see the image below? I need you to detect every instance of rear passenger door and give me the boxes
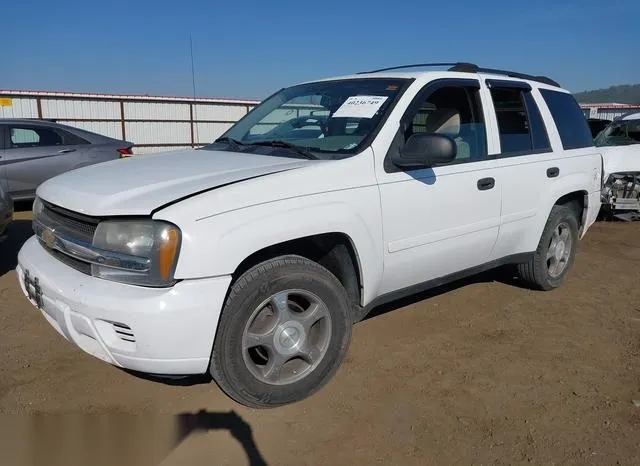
[1,124,87,199]
[483,80,593,260]
[480,80,554,260]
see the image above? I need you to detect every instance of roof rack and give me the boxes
[357,62,560,88]
[356,62,474,74]
[448,63,560,87]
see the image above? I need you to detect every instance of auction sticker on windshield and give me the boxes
[332,95,388,119]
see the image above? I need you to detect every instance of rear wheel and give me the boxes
[517,205,580,290]
[209,255,352,408]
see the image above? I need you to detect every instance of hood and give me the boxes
[37,149,317,216]
[601,144,640,179]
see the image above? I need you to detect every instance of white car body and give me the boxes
[598,111,640,178]
[602,144,640,180]
[16,66,603,399]
[596,112,640,219]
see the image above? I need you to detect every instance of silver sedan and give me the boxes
[1,119,133,202]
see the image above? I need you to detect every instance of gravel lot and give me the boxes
[1,208,639,465]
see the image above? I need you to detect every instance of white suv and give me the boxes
[17,63,603,408]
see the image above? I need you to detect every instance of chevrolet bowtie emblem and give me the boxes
[42,228,56,249]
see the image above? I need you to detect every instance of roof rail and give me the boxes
[448,63,560,87]
[357,62,560,87]
[356,62,475,74]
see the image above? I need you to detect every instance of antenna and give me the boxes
[190,34,199,146]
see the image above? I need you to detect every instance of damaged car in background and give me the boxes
[596,112,640,221]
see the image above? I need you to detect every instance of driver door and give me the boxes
[374,78,502,295]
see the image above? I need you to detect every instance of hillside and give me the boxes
[574,84,640,104]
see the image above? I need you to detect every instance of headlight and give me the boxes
[32,197,43,231]
[91,220,181,287]
[32,196,43,216]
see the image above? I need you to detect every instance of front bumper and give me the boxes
[16,236,232,375]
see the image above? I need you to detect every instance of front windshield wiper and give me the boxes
[213,137,247,151]
[247,140,318,160]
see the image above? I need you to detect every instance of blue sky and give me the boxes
[2,0,639,100]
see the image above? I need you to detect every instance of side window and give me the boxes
[10,128,40,145]
[523,93,551,151]
[9,126,63,149]
[403,84,487,164]
[489,86,551,156]
[539,89,594,150]
[58,129,90,145]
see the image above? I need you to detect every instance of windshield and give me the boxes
[201,78,411,159]
[594,119,640,147]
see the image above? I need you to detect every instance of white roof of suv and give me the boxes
[307,62,567,92]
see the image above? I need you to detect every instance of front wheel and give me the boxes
[517,205,580,291]
[209,255,352,408]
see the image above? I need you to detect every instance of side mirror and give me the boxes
[392,133,457,169]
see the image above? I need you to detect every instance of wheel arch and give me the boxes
[232,232,364,314]
[522,173,593,251]
[553,190,589,235]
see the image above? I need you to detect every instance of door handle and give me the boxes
[477,177,495,191]
[547,167,560,178]
[58,148,77,154]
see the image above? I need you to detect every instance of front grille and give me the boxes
[37,201,101,275]
[46,245,92,275]
[41,201,99,243]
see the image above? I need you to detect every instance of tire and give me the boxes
[209,255,352,408]
[517,205,580,291]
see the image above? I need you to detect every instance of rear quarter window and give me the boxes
[539,89,593,150]
[58,129,90,145]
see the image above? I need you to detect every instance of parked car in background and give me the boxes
[0,119,133,201]
[596,112,640,220]
[0,183,13,241]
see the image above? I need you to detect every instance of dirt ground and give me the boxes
[0,208,639,466]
